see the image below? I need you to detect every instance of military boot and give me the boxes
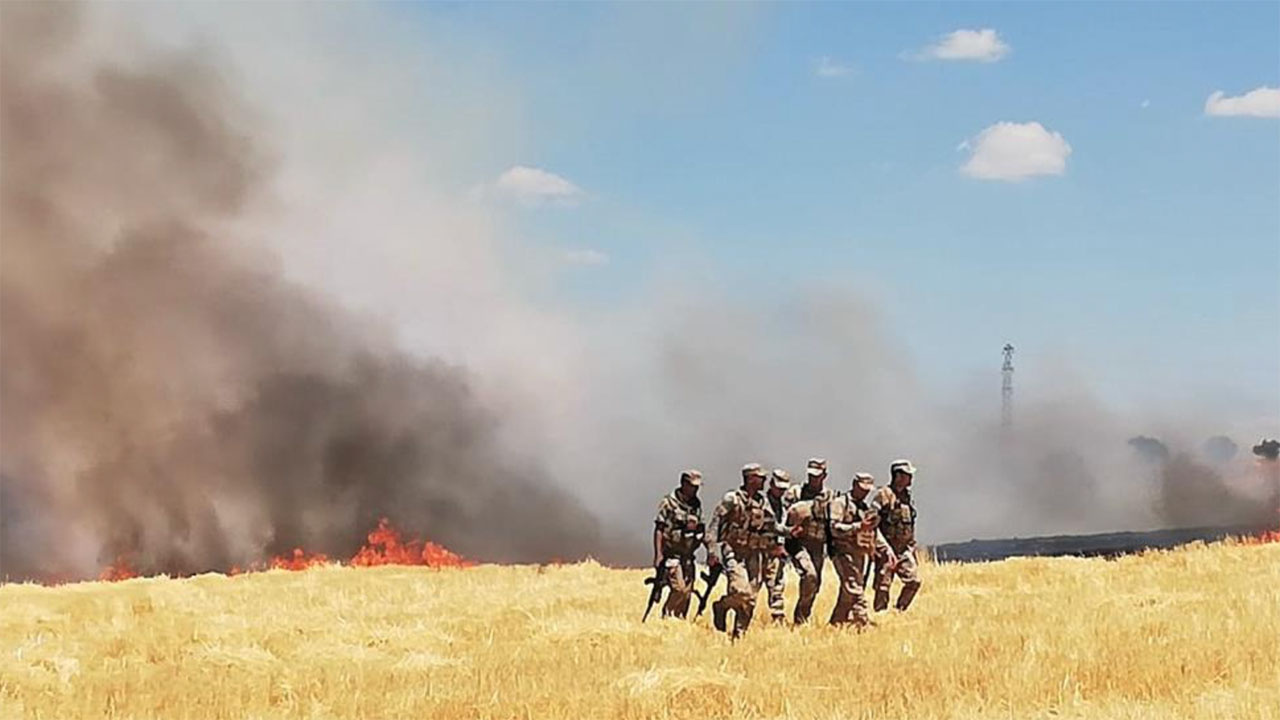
[712,601,728,633]
[873,589,890,612]
[896,582,920,611]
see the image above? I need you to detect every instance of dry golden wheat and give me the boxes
[2,541,1278,719]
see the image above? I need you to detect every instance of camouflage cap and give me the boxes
[889,459,917,476]
[852,472,875,490]
[679,469,703,487]
[769,468,791,489]
[741,463,766,479]
[806,457,828,471]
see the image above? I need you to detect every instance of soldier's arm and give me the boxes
[875,529,896,567]
[865,488,893,526]
[870,486,894,513]
[831,519,858,534]
[828,498,857,534]
[771,511,789,540]
[652,500,669,566]
[703,497,728,565]
[874,529,891,554]
[859,498,882,530]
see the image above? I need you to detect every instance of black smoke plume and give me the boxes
[0,4,606,581]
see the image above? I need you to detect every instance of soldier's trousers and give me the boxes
[712,550,765,635]
[829,549,871,626]
[661,555,696,618]
[763,552,787,621]
[790,540,826,624]
[873,546,921,612]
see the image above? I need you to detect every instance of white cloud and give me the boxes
[563,249,609,267]
[494,165,583,205]
[814,56,853,78]
[960,121,1072,181]
[916,28,1010,63]
[1204,86,1280,118]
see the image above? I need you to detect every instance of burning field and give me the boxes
[3,0,1279,587]
[98,518,472,581]
[2,4,1279,718]
[3,539,1279,720]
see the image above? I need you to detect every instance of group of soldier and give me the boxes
[651,458,920,638]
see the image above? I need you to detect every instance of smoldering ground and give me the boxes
[2,4,1276,581]
[0,3,607,580]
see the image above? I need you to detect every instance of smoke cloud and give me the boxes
[0,3,606,581]
[1128,436,1171,464]
[2,4,1276,580]
[559,292,1275,545]
[1203,435,1239,465]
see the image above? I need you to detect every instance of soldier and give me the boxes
[782,457,836,624]
[705,463,781,638]
[652,469,705,619]
[762,468,792,624]
[827,472,894,627]
[873,459,922,612]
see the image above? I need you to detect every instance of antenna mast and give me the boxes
[1001,343,1015,434]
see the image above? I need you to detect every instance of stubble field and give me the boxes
[2,541,1278,720]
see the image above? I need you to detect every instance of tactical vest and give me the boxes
[765,493,792,552]
[659,492,703,557]
[766,493,786,530]
[880,487,917,550]
[828,493,877,554]
[719,489,770,554]
[784,485,834,544]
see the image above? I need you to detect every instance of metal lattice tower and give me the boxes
[1001,343,1015,432]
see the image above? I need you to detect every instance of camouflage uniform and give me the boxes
[826,473,889,626]
[762,469,792,623]
[705,465,781,637]
[781,459,835,625]
[873,459,922,612]
[653,478,704,618]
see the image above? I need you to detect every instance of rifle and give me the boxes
[641,562,669,623]
[693,563,723,619]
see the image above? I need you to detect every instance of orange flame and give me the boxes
[350,517,473,568]
[1243,521,1280,545]
[96,517,471,581]
[1244,502,1280,545]
[268,547,331,571]
[98,556,139,581]
[1252,529,1280,544]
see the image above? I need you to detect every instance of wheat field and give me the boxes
[2,541,1278,720]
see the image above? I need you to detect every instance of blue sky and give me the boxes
[394,2,1278,417]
